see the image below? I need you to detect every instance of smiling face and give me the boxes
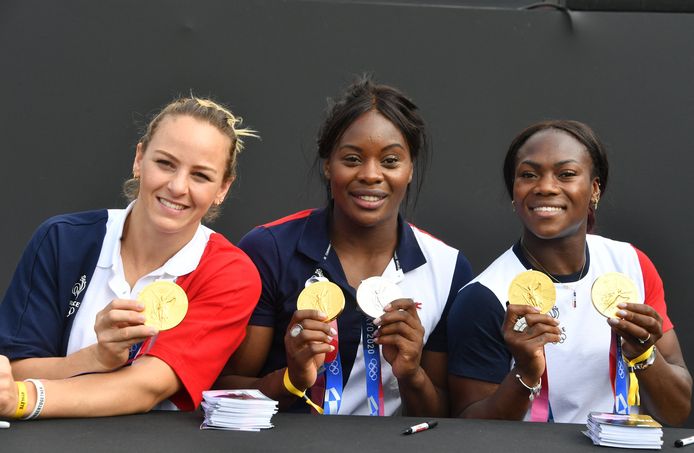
[324,109,413,230]
[132,114,232,239]
[512,129,600,242]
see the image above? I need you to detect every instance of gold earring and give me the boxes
[511,200,516,212]
[592,197,600,210]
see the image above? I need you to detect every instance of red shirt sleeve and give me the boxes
[634,246,673,333]
[145,233,261,410]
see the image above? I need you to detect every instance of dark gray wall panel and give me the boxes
[1,0,693,424]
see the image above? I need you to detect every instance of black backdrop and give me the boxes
[1,0,693,425]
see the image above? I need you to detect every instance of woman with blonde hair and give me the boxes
[0,96,261,418]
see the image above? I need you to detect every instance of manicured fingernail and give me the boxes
[533,307,541,312]
[618,303,627,309]
[326,336,333,343]
[136,303,145,310]
[384,304,392,311]
[330,327,337,336]
[372,317,381,326]
[608,318,619,325]
[318,311,327,318]
[149,327,159,335]
[617,310,628,317]
[329,345,335,351]
[137,315,146,323]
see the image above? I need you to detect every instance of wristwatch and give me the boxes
[631,346,657,371]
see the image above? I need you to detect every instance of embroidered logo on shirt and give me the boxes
[66,275,87,318]
[549,306,567,344]
[72,275,86,298]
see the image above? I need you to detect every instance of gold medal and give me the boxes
[297,281,345,321]
[508,270,556,314]
[138,281,188,330]
[591,272,640,318]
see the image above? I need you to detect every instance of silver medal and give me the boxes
[356,276,403,318]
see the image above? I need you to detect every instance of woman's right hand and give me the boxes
[284,309,335,390]
[92,299,158,372]
[503,304,562,383]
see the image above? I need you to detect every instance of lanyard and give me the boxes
[362,316,384,416]
[529,367,551,422]
[611,334,630,414]
[322,319,343,414]
[317,318,385,416]
[310,243,396,416]
[125,334,158,365]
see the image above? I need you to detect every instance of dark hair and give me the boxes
[316,76,430,210]
[502,119,609,232]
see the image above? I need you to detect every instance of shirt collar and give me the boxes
[296,206,426,273]
[97,201,134,269]
[97,201,208,278]
[160,225,208,277]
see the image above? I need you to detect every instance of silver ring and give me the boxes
[638,333,651,345]
[289,323,304,338]
[513,317,528,333]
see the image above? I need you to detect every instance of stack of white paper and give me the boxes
[584,412,663,450]
[201,389,279,431]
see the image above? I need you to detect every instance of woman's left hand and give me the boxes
[373,298,425,381]
[608,302,663,358]
[0,356,18,418]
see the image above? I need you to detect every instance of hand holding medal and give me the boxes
[592,272,662,354]
[504,270,561,381]
[357,277,425,382]
[91,281,185,371]
[284,281,343,396]
[592,272,663,410]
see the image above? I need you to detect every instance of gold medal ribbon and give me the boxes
[283,368,324,414]
[623,346,654,406]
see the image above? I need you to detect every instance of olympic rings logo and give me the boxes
[329,361,340,375]
[368,358,379,380]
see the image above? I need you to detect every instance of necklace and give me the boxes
[520,239,587,308]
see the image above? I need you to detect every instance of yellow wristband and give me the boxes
[625,346,655,367]
[14,381,29,419]
[623,346,655,406]
[282,368,324,414]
